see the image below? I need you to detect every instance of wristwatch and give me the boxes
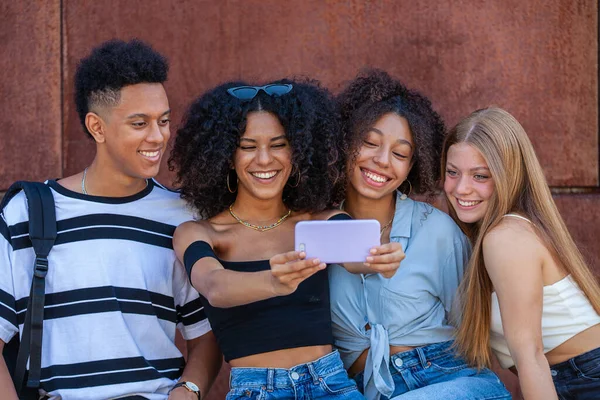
[170,381,201,399]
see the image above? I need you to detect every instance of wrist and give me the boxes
[169,381,201,399]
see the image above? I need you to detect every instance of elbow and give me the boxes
[204,286,228,308]
[511,344,547,370]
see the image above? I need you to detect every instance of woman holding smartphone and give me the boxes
[169,79,403,399]
[329,69,511,400]
[442,107,600,399]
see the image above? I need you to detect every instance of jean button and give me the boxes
[394,358,403,367]
[551,369,557,377]
[291,371,300,380]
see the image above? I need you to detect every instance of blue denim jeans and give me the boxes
[353,341,511,399]
[551,345,600,399]
[226,350,365,399]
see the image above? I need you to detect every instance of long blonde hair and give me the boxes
[441,107,600,368]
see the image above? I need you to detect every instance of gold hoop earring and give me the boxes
[400,180,412,200]
[227,171,238,193]
[287,168,300,188]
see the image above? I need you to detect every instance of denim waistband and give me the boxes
[229,350,345,390]
[389,340,456,370]
[550,345,600,380]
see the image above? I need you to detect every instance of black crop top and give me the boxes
[182,213,350,362]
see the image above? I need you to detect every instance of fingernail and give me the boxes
[314,258,321,264]
[320,263,326,269]
[370,248,377,254]
[364,262,370,267]
[366,257,373,262]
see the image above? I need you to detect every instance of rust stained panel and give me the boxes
[554,193,600,274]
[63,0,596,186]
[0,1,61,190]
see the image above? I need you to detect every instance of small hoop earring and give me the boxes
[227,170,238,193]
[287,167,300,188]
[399,179,412,200]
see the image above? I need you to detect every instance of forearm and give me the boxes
[0,343,18,400]
[194,269,276,308]
[178,333,222,398]
[515,354,558,400]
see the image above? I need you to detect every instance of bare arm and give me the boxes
[173,222,325,308]
[169,331,222,400]
[0,341,18,400]
[484,223,557,400]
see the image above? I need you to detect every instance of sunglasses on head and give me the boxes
[227,83,293,101]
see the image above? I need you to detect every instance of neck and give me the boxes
[83,158,148,197]
[345,186,396,227]
[230,189,289,223]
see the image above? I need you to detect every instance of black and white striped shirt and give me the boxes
[0,179,210,400]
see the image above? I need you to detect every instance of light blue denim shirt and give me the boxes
[329,193,471,399]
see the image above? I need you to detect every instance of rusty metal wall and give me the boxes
[1,1,598,398]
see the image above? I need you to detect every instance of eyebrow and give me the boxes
[369,127,413,149]
[240,135,287,143]
[447,161,490,172]
[125,109,171,119]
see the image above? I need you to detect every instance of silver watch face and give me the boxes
[185,381,199,392]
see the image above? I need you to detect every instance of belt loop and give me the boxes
[417,346,429,368]
[307,362,319,384]
[267,368,275,391]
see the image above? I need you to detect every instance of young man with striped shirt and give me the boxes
[0,39,221,400]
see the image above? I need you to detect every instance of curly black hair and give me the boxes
[336,68,446,197]
[74,39,169,138]
[169,79,343,218]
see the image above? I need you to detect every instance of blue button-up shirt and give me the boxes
[329,194,471,399]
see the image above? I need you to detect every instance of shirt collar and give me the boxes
[389,191,414,239]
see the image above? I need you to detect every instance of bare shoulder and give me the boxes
[482,217,545,270]
[173,219,215,254]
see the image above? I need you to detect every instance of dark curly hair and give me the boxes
[336,68,446,197]
[169,79,343,218]
[74,39,169,138]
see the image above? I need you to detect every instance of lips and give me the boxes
[138,149,161,161]
[360,168,391,187]
[456,198,482,208]
[249,170,280,182]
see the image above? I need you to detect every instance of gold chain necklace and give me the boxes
[229,204,292,232]
[339,199,394,238]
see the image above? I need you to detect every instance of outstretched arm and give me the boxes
[174,222,325,308]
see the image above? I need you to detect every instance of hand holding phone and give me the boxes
[294,220,380,263]
[269,251,326,295]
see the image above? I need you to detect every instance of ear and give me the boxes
[85,112,106,143]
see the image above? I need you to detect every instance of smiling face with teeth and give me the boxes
[90,83,171,183]
[348,112,414,201]
[233,111,292,202]
[444,143,495,224]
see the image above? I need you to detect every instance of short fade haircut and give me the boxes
[74,39,169,138]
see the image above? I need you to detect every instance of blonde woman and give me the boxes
[442,107,600,399]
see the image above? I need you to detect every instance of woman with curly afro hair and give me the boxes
[328,69,511,400]
[169,79,404,399]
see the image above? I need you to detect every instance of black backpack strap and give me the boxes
[3,181,56,397]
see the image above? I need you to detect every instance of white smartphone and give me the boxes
[294,219,381,263]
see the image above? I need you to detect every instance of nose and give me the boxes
[455,175,472,195]
[256,146,273,166]
[146,121,167,144]
[373,147,390,167]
